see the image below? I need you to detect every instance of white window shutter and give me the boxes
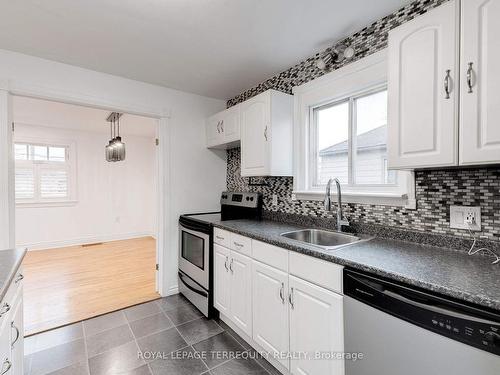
[15,168,35,199]
[40,168,69,198]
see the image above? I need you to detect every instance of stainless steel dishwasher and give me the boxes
[343,269,500,375]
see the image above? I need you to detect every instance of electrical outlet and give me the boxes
[450,205,481,231]
[272,194,278,206]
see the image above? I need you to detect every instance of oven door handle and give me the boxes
[178,272,208,298]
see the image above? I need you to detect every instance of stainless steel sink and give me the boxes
[281,229,367,250]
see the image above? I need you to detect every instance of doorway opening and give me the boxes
[12,96,161,335]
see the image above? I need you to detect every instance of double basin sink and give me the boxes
[280,228,370,251]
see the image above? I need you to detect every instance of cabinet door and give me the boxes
[0,318,11,375]
[252,260,289,369]
[9,290,22,375]
[229,251,252,337]
[289,276,344,375]
[221,106,240,144]
[206,115,223,147]
[459,0,500,165]
[214,244,231,315]
[388,0,459,169]
[240,93,271,176]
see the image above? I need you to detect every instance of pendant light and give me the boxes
[105,112,126,162]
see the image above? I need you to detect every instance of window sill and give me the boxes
[292,190,416,209]
[16,200,78,208]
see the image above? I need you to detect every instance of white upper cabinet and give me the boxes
[206,105,240,149]
[388,0,459,169]
[459,0,500,165]
[240,90,293,177]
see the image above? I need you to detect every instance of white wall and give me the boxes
[0,48,228,296]
[14,123,156,249]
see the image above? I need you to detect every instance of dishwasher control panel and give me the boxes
[344,269,500,356]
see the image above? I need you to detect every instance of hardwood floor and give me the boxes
[22,236,160,336]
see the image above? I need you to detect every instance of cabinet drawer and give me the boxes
[214,228,231,248]
[252,240,288,272]
[289,252,342,293]
[230,233,252,256]
[0,267,23,326]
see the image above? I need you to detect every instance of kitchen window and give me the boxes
[293,50,415,208]
[14,141,77,206]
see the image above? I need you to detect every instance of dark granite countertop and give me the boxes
[213,219,500,312]
[0,248,27,301]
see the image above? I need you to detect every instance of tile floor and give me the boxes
[24,294,280,375]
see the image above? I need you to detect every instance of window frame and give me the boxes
[292,50,416,208]
[14,137,78,207]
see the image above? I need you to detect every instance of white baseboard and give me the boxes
[19,231,156,251]
[166,285,179,297]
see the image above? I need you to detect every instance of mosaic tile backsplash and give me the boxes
[227,148,500,244]
[224,0,499,248]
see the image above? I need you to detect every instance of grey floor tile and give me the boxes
[149,346,208,375]
[46,361,90,375]
[137,328,187,361]
[214,320,252,350]
[176,319,224,345]
[165,304,203,326]
[86,324,135,357]
[210,357,268,375]
[30,338,86,375]
[156,294,191,312]
[193,332,246,369]
[84,311,127,337]
[118,364,152,375]
[251,351,282,375]
[24,354,32,375]
[124,301,162,322]
[129,313,174,339]
[24,335,38,356]
[32,323,84,354]
[89,341,145,375]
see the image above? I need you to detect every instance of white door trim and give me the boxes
[0,78,171,296]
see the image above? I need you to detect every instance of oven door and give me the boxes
[178,224,209,290]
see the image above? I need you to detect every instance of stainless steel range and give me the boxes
[178,191,261,317]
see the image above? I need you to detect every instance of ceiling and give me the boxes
[0,0,412,99]
[13,96,157,137]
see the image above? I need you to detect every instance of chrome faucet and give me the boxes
[324,178,350,232]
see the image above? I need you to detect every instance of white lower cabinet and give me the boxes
[289,275,344,375]
[228,251,252,336]
[214,243,253,337]
[215,233,345,375]
[9,289,23,375]
[214,244,231,315]
[252,260,289,369]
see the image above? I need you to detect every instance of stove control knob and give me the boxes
[484,331,500,346]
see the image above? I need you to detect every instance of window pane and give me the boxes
[354,90,395,184]
[33,145,48,161]
[316,101,349,185]
[14,144,28,160]
[15,168,34,200]
[40,169,68,198]
[49,146,66,162]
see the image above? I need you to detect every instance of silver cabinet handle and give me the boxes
[264,125,268,141]
[289,287,294,309]
[224,256,229,272]
[0,359,11,375]
[11,322,19,349]
[14,274,24,284]
[215,235,224,240]
[444,69,451,99]
[467,62,474,93]
[229,258,234,273]
[0,303,10,318]
[220,120,224,132]
[233,242,244,248]
[279,283,285,304]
